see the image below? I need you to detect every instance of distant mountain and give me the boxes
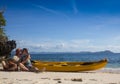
[11,50,120,55]
[30,50,118,54]
[85,50,116,55]
[93,50,114,54]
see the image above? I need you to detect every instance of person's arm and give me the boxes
[21,55,30,64]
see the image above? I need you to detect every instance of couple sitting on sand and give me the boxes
[1,48,39,72]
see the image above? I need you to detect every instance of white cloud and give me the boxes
[31,4,69,19]
[71,0,78,14]
[15,38,120,53]
[15,39,90,52]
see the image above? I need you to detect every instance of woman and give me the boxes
[20,48,39,72]
[1,48,22,71]
[13,48,29,71]
[13,48,22,63]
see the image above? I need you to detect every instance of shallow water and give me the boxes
[29,53,120,69]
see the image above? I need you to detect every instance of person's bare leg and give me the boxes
[19,63,29,71]
[1,61,8,70]
[7,64,18,71]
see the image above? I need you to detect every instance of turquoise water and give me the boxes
[30,53,120,68]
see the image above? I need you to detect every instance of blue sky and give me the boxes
[1,0,120,52]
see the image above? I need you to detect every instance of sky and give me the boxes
[1,0,120,52]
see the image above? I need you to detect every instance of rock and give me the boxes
[53,78,61,81]
[57,81,62,83]
[0,40,16,59]
[71,78,82,82]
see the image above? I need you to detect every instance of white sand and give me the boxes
[0,71,120,84]
[0,63,120,84]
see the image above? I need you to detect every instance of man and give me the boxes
[1,58,18,71]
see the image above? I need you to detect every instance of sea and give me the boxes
[11,51,120,73]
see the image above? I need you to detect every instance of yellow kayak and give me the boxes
[32,59,107,72]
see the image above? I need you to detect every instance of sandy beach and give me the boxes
[0,63,120,84]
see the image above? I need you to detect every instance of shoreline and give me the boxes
[1,63,120,73]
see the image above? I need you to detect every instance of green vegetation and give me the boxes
[0,10,8,42]
[0,9,15,59]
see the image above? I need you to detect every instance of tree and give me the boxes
[0,10,16,59]
[0,10,8,42]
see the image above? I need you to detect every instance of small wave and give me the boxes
[96,68,120,74]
